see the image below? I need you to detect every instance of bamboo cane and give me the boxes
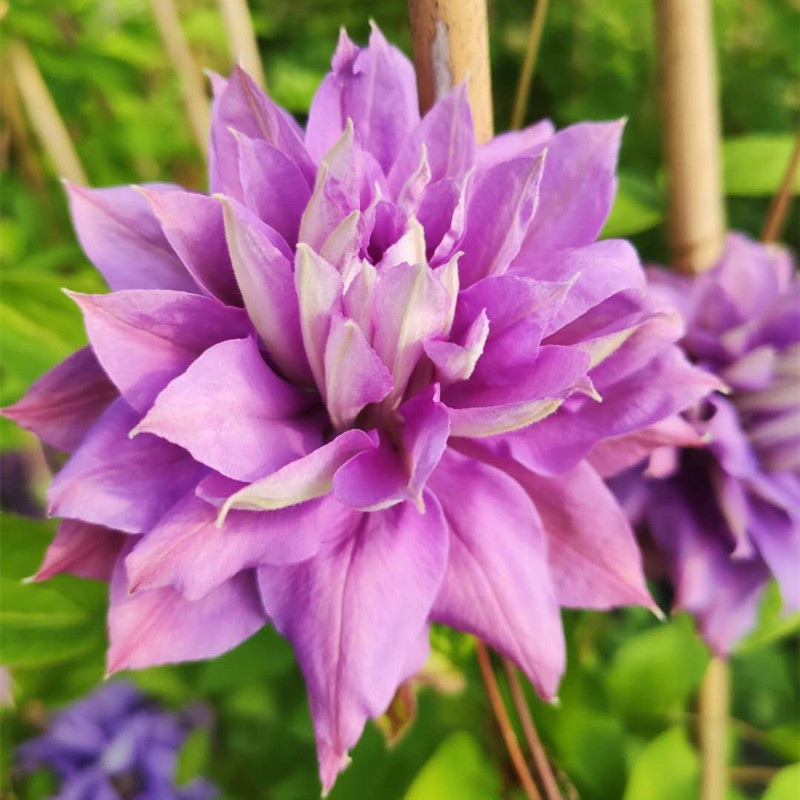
[406,0,494,144]
[654,0,725,273]
[217,0,267,90]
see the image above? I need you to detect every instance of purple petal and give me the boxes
[134,337,321,482]
[389,83,476,192]
[32,519,126,582]
[107,547,266,673]
[48,399,205,534]
[65,182,198,293]
[2,347,117,452]
[219,429,377,517]
[423,308,490,384]
[125,491,325,600]
[429,450,565,699]
[519,120,623,254]
[306,24,420,173]
[219,197,312,385]
[513,462,655,610]
[476,120,555,169]
[257,497,447,793]
[140,188,241,306]
[235,132,311,246]
[324,314,393,429]
[457,154,545,287]
[69,289,251,413]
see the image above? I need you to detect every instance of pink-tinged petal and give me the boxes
[306,24,420,173]
[107,548,266,673]
[389,84,476,192]
[31,520,126,582]
[416,174,470,265]
[520,120,623,254]
[512,462,655,610]
[140,189,241,306]
[649,483,769,655]
[48,399,205,534]
[476,120,555,169]
[720,345,777,392]
[324,314,393,429]
[342,260,377,339]
[372,262,453,403]
[512,240,645,333]
[458,154,545,287]
[218,197,312,385]
[69,289,251,414]
[2,347,117,452]
[295,244,344,392]
[234,132,311,246]
[423,309,490,384]
[429,450,565,700]
[64,182,198,293]
[135,337,321,482]
[257,497,448,793]
[445,345,593,438]
[219,429,377,517]
[210,66,315,197]
[125,491,325,600]
[587,415,704,478]
[333,386,450,511]
[511,346,717,475]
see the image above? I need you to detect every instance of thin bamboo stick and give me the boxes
[698,656,729,800]
[147,0,209,156]
[406,0,494,144]
[761,128,800,243]
[217,0,267,90]
[510,0,550,130]
[475,642,543,800]
[7,42,87,185]
[654,0,725,272]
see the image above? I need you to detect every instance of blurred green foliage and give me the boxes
[1,1,798,798]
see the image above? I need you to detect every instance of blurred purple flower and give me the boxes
[604,233,800,654]
[4,26,716,791]
[16,682,216,800]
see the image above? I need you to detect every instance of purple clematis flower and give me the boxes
[15,682,216,800]
[602,233,800,654]
[4,26,717,792]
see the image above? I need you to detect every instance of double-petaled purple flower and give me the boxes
[5,26,716,791]
[606,233,800,654]
[16,682,216,800]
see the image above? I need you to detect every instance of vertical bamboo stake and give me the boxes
[217,0,267,90]
[7,42,87,185]
[655,3,728,799]
[654,0,725,272]
[510,0,550,130]
[407,0,494,144]
[148,0,210,156]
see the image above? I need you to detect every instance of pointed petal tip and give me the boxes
[319,749,352,797]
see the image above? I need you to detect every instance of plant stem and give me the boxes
[510,0,550,130]
[654,0,725,272]
[7,42,87,185]
[406,0,494,144]
[217,0,267,90]
[698,656,729,800]
[475,641,543,800]
[147,0,209,156]
[761,127,800,243]
[502,657,562,800]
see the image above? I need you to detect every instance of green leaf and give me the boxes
[622,727,698,800]
[738,581,800,653]
[723,134,800,196]
[403,732,502,800]
[175,727,212,786]
[763,763,800,800]
[603,172,663,238]
[0,577,101,667]
[606,615,709,727]
[0,513,54,580]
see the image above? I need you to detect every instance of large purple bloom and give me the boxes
[16,682,216,800]
[604,233,800,654]
[5,27,715,791]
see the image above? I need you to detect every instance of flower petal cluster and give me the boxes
[607,233,800,653]
[5,26,715,791]
[16,682,216,800]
